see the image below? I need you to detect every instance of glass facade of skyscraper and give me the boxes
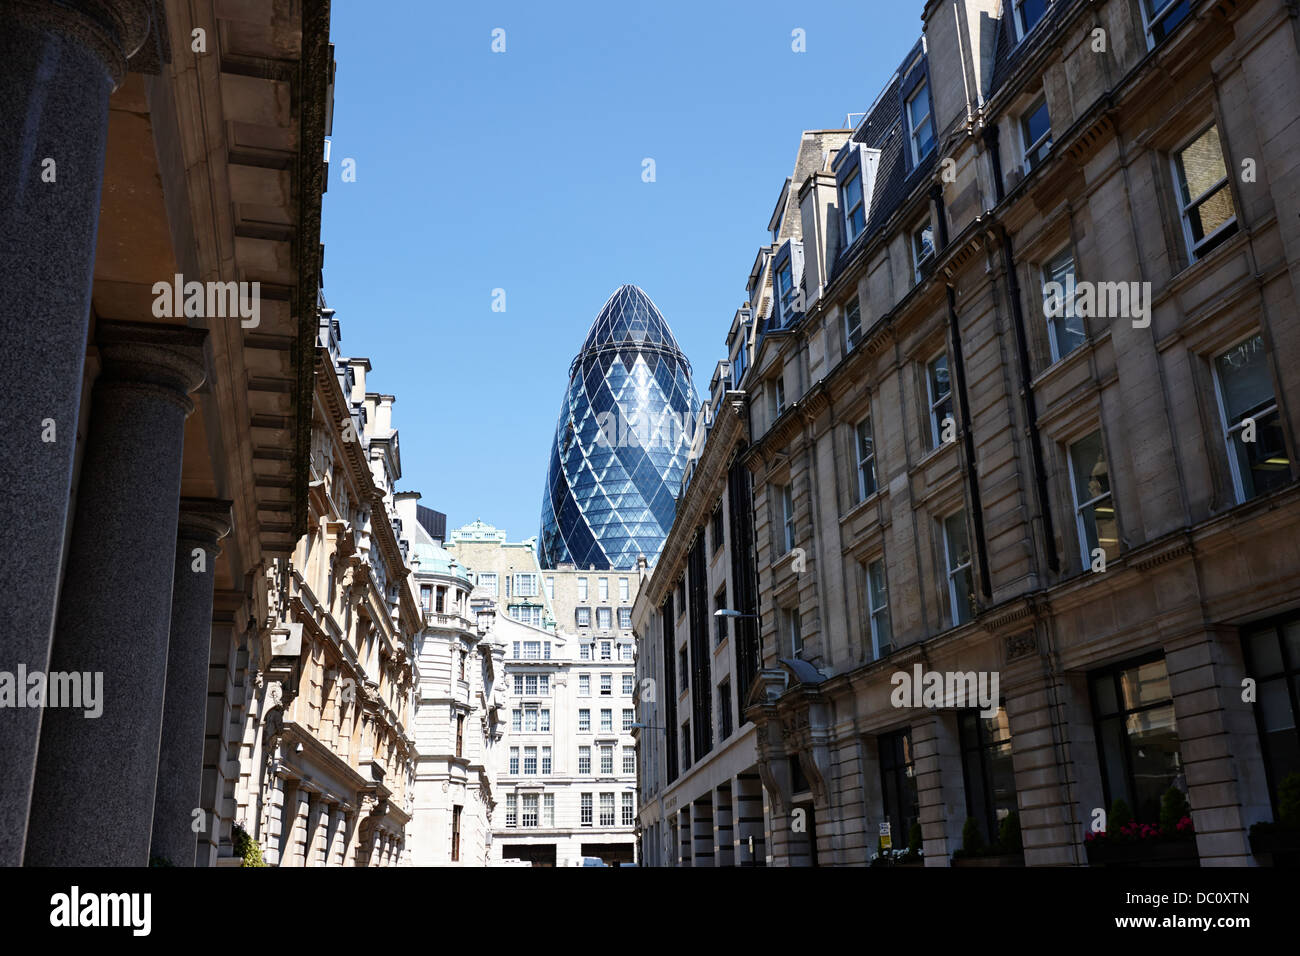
[539,285,698,570]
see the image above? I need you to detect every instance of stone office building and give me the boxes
[0,0,333,865]
[637,0,1300,866]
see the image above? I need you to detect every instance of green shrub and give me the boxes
[1159,786,1191,832]
[961,817,985,854]
[1279,773,1300,829]
[1108,798,1133,832]
[907,821,924,856]
[232,822,267,868]
[997,811,1022,852]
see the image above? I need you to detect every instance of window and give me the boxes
[622,792,635,826]
[542,746,552,775]
[511,709,521,732]
[509,604,541,627]
[597,608,612,631]
[451,805,462,861]
[1142,0,1191,45]
[842,164,866,242]
[522,793,538,828]
[600,709,613,732]
[776,261,795,320]
[1242,614,1300,812]
[906,77,934,163]
[879,729,919,850]
[600,793,615,827]
[578,708,591,732]
[544,642,551,660]
[844,296,863,351]
[1213,335,1288,502]
[780,483,796,552]
[524,746,537,775]
[771,375,786,419]
[1068,431,1118,568]
[540,708,550,732]
[600,673,612,696]
[618,608,632,629]
[579,673,590,696]
[867,558,893,659]
[600,745,614,775]
[435,586,446,614]
[509,747,519,775]
[525,674,538,696]
[926,353,953,450]
[855,416,877,502]
[600,639,612,660]
[1091,656,1183,823]
[619,578,629,602]
[712,505,725,553]
[959,708,1018,847]
[513,573,538,597]
[513,674,523,695]
[420,584,432,610]
[1020,95,1052,172]
[545,576,554,599]
[1012,0,1047,40]
[719,679,733,740]
[622,673,634,696]
[543,793,555,827]
[599,577,609,602]
[676,579,686,618]
[942,511,975,626]
[623,747,636,774]
[912,218,935,282]
[579,746,592,774]
[785,607,803,657]
[620,642,634,661]
[458,650,467,681]
[1173,124,1237,260]
[576,607,591,628]
[511,641,519,659]
[578,577,589,601]
[679,648,689,689]
[456,714,465,757]
[1042,248,1085,362]
[681,722,692,767]
[715,586,728,645]
[523,705,538,732]
[622,708,634,731]
[478,572,498,595]
[581,793,593,826]
[521,640,541,659]
[506,793,517,827]
[539,675,550,696]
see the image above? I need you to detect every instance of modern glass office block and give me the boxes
[539,285,699,569]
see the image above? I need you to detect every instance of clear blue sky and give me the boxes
[321,0,924,539]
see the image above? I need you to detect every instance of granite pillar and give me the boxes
[150,499,231,866]
[24,320,207,865]
[0,0,155,867]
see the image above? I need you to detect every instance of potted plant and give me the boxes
[1249,772,1300,866]
[951,811,1025,866]
[232,822,268,868]
[869,822,925,867]
[1085,791,1199,866]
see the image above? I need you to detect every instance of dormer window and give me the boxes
[776,262,794,315]
[906,78,935,165]
[1012,0,1048,42]
[772,240,804,327]
[1020,95,1052,172]
[842,166,865,243]
[1142,0,1191,47]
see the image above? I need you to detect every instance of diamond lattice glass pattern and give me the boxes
[539,285,699,570]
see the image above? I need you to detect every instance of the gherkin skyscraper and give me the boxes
[539,285,699,570]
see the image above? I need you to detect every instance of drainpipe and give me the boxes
[946,285,993,601]
[983,125,1004,204]
[999,227,1059,574]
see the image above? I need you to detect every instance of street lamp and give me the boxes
[713,608,759,620]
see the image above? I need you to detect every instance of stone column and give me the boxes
[150,499,232,867]
[912,712,964,867]
[0,0,155,868]
[24,321,207,866]
[733,772,767,866]
[262,776,289,867]
[714,783,735,866]
[326,806,346,867]
[290,788,311,867]
[691,795,715,867]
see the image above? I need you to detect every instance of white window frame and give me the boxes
[942,510,974,627]
[1212,335,1280,505]
[577,577,588,601]
[600,792,616,827]
[855,416,877,502]
[1139,0,1190,48]
[906,78,934,165]
[1012,0,1049,42]
[1042,247,1082,363]
[844,296,863,351]
[618,607,632,629]
[619,578,630,602]
[598,577,609,602]
[622,673,635,696]
[578,673,590,697]
[600,745,614,775]
[597,608,612,632]
[600,673,612,696]
[926,353,954,450]
[786,607,803,657]
[579,746,591,774]
[622,792,635,826]
[580,793,593,826]
[622,708,634,731]
[912,217,935,282]
[1067,431,1115,568]
[866,557,892,659]
[623,747,636,774]
[1019,94,1052,172]
[578,708,591,732]
[780,483,796,553]
[576,607,591,628]
[842,164,866,243]
[1171,123,1237,262]
[543,793,555,827]
[600,708,613,732]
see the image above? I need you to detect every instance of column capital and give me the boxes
[178,497,232,553]
[1,0,156,88]
[95,320,207,414]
